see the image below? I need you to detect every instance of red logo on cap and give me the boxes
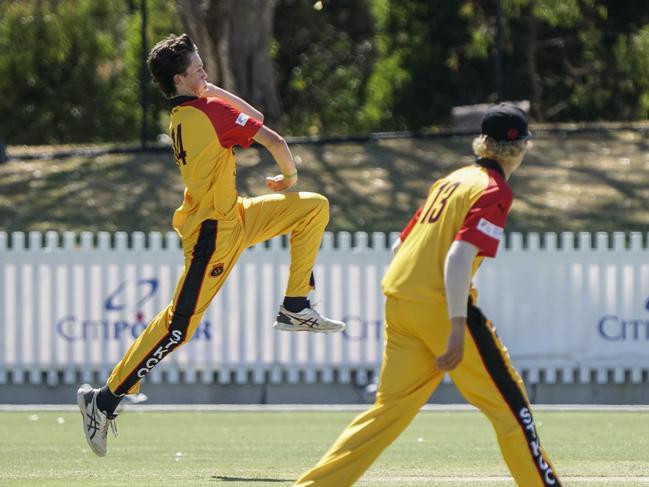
[506,128,519,141]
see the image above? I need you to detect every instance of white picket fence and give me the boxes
[0,230,648,388]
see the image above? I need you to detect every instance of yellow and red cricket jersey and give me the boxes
[382,159,513,303]
[168,96,263,240]
[296,159,562,487]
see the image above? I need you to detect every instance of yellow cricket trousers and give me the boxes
[106,191,329,396]
[295,297,561,487]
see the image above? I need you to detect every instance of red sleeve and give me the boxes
[455,181,512,258]
[193,97,263,148]
[400,206,423,241]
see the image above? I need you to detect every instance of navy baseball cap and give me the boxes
[481,103,532,142]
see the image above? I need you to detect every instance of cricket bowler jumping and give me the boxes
[77,33,346,457]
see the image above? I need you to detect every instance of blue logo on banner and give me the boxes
[598,296,649,342]
[55,278,211,342]
[104,278,158,311]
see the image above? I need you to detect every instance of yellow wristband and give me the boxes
[282,171,298,179]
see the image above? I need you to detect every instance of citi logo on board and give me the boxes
[597,297,649,342]
[54,278,211,342]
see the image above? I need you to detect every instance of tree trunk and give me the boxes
[176,0,281,128]
[230,0,281,128]
[175,0,234,90]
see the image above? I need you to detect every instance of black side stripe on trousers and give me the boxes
[309,271,315,290]
[114,220,218,395]
[466,302,561,487]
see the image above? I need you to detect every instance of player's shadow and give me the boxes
[211,475,291,483]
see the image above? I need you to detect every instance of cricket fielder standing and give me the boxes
[77,33,346,457]
[295,103,561,487]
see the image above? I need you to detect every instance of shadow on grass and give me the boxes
[2,131,649,234]
[211,475,292,483]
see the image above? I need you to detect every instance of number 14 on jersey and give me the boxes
[172,124,187,167]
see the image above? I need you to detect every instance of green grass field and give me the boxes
[1,409,648,486]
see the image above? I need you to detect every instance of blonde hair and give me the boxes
[472,135,529,163]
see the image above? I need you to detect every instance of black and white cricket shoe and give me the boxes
[76,384,118,457]
[273,305,346,333]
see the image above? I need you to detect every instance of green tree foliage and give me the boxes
[2,0,649,143]
[583,1,649,120]
[494,0,649,121]
[364,0,649,129]
[123,0,184,138]
[363,0,493,131]
[0,1,126,144]
[0,0,179,145]
[614,26,649,119]
[274,0,375,136]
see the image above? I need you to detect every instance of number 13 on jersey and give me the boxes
[420,181,460,224]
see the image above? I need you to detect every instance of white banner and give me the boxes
[475,233,649,372]
[0,230,647,384]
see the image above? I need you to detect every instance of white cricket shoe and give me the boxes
[273,305,346,333]
[76,384,118,457]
